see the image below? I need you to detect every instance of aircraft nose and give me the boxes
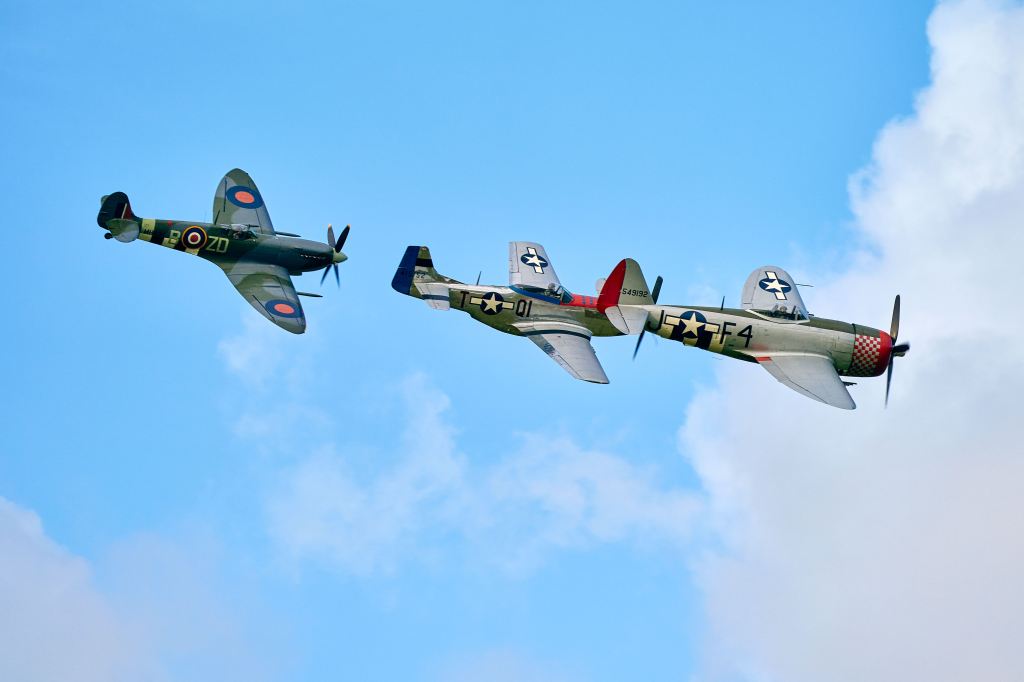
[333,251,348,264]
[877,330,894,375]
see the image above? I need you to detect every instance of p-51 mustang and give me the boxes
[601,263,910,409]
[392,242,656,383]
[97,169,349,334]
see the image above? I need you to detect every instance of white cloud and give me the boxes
[217,311,320,394]
[0,497,283,682]
[266,373,700,575]
[217,313,287,390]
[683,1,1024,680]
[0,497,150,682]
[101,531,285,681]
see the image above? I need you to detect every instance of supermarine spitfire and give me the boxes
[97,169,349,333]
[392,242,656,383]
[602,263,910,409]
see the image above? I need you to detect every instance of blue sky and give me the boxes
[0,1,948,680]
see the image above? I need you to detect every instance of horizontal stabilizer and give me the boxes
[604,305,649,335]
[106,218,140,243]
[415,282,451,310]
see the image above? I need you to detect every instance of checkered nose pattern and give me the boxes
[848,331,892,377]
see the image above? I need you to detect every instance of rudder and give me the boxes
[97,191,141,242]
[597,258,653,311]
[392,245,442,295]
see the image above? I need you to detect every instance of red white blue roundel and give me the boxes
[226,185,264,209]
[181,225,208,250]
[264,299,301,318]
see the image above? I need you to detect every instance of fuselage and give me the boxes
[448,284,621,337]
[130,217,335,274]
[642,304,892,377]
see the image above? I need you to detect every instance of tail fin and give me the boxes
[597,258,655,335]
[392,246,461,309]
[97,191,141,242]
[97,191,137,226]
[597,258,653,311]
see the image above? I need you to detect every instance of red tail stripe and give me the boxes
[597,260,627,311]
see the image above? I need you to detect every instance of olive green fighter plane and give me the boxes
[392,243,657,383]
[97,169,349,333]
[602,263,911,409]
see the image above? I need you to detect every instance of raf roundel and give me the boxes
[181,225,208,250]
[264,299,301,318]
[226,185,265,209]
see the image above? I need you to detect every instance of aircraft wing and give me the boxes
[509,241,561,289]
[755,353,855,409]
[222,262,306,334]
[212,168,276,234]
[513,321,609,384]
[741,265,808,318]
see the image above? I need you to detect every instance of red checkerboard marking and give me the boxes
[849,334,882,376]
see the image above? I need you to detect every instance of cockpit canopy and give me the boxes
[227,224,258,240]
[517,283,574,304]
[756,303,808,321]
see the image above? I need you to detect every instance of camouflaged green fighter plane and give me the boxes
[97,169,349,334]
[392,242,656,384]
[601,262,910,409]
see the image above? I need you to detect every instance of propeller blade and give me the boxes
[327,224,336,250]
[893,342,911,357]
[320,265,331,286]
[632,276,662,360]
[890,294,901,341]
[885,358,894,407]
[333,263,340,287]
[632,330,646,360]
[335,224,350,252]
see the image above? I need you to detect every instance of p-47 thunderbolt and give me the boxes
[97,169,349,334]
[392,243,656,383]
[601,263,910,409]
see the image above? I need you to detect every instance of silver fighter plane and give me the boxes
[392,243,657,384]
[603,264,910,409]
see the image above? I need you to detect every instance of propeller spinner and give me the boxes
[320,223,350,287]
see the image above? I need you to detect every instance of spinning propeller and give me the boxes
[632,275,664,359]
[885,294,911,406]
[320,223,350,287]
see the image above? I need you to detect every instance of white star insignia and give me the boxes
[681,314,704,337]
[481,294,502,313]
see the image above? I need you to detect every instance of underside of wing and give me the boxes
[756,353,855,409]
[212,168,276,235]
[223,262,306,334]
[514,321,609,384]
[509,241,561,289]
[741,265,809,320]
